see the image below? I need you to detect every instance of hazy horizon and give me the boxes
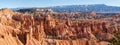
[0,0,120,8]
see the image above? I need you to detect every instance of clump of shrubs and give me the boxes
[110,30,120,45]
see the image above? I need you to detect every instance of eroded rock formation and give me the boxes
[0,8,120,45]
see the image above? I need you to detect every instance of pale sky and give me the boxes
[0,0,120,8]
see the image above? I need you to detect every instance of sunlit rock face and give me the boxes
[0,23,23,45]
[0,8,14,15]
[11,14,113,45]
[0,9,22,29]
[0,8,120,45]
